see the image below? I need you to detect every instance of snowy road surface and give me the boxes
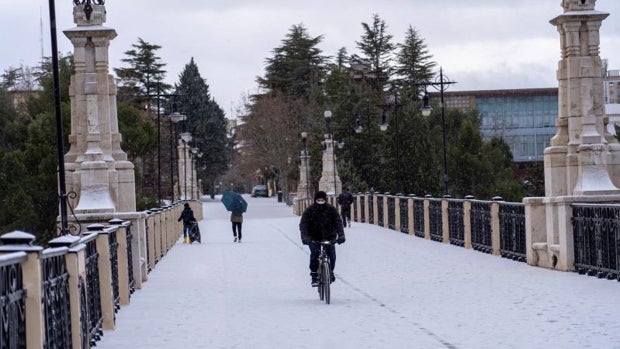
[96,196,620,349]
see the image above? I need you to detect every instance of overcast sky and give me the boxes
[1,0,619,117]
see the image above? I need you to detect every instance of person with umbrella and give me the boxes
[230,211,243,243]
[221,191,248,243]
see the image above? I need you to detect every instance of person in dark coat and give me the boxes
[337,187,354,228]
[299,191,346,286]
[178,202,196,244]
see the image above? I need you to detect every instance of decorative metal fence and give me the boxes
[413,198,425,238]
[377,195,384,227]
[572,204,620,281]
[471,201,493,254]
[399,197,409,234]
[499,203,526,262]
[83,233,103,346]
[387,196,395,230]
[108,230,121,315]
[448,200,465,246]
[359,195,365,223]
[368,195,375,225]
[41,248,72,349]
[0,252,27,349]
[429,199,443,242]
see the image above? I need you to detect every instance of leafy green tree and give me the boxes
[175,58,230,198]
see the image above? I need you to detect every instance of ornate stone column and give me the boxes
[63,2,136,214]
[297,149,311,200]
[525,0,620,271]
[546,0,619,196]
[318,135,342,196]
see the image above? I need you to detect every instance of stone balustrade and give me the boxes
[0,200,201,348]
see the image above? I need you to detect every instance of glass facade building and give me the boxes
[438,88,558,163]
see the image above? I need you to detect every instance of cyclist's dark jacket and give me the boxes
[299,203,345,243]
[178,207,196,225]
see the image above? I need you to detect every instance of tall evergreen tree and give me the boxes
[175,58,229,197]
[394,26,436,98]
[114,38,171,104]
[258,24,327,101]
[355,14,395,85]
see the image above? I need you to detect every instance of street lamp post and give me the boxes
[379,89,404,194]
[180,132,192,200]
[301,132,310,199]
[419,67,456,196]
[169,110,186,201]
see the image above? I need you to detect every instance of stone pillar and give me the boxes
[546,0,618,196]
[318,135,342,196]
[526,0,620,271]
[297,150,312,200]
[63,3,136,214]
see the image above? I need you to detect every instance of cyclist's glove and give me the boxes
[337,236,345,244]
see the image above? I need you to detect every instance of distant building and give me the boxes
[436,88,558,163]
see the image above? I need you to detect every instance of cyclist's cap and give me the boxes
[314,191,327,201]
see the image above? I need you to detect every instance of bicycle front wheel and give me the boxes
[322,262,331,304]
[318,268,324,301]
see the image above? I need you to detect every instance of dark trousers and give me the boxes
[183,223,191,238]
[340,207,351,226]
[232,222,242,239]
[309,243,336,274]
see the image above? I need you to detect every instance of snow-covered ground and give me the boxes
[96,195,620,349]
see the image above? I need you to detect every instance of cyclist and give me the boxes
[299,191,346,286]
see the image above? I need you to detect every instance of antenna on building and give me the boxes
[40,6,45,60]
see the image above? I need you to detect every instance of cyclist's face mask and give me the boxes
[316,199,326,205]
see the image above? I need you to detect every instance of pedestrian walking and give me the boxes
[178,202,196,244]
[231,212,243,243]
[337,187,354,228]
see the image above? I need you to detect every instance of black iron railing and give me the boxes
[413,198,424,238]
[0,253,27,349]
[83,234,103,346]
[368,195,375,224]
[108,230,120,315]
[572,204,620,281]
[359,195,366,223]
[126,224,135,294]
[499,203,526,262]
[471,201,493,254]
[448,200,465,246]
[387,196,396,230]
[429,199,443,242]
[41,248,72,349]
[377,195,384,227]
[399,196,409,234]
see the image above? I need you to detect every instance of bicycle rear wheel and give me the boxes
[322,262,331,304]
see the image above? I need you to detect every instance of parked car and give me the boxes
[251,185,269,197]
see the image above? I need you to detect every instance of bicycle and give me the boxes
[316,240,335,304]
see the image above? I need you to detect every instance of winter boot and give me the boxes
[310,272,319,287]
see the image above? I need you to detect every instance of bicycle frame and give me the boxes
[316,241,333,304]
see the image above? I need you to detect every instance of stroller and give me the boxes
[188,221,201,243]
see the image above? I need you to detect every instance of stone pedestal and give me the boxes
[318,135,342,196]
